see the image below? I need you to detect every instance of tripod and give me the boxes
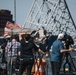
[9,44,13,75]
[61,52,76,74]
[65,52,76,71]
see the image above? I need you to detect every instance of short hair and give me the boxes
[24,34,30,41]
[57,33,64,39]
[11,35,16,39]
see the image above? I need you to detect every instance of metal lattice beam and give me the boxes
[23,0,76,44]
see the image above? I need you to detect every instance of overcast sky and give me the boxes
[0,0,76,27]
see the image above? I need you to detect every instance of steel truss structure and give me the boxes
[23,0,76,44]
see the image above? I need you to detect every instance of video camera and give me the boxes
[63,34,74,49]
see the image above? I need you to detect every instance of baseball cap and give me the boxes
[58,33,64,39]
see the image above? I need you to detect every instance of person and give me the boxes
[50,33,74,75]
[18,33,48,75]
[5,35,21,74]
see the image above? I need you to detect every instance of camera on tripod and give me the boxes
[63,33,74,49]
[60,34,76,74]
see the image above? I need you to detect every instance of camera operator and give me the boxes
[50,33,74,75]
[18,33,48,75]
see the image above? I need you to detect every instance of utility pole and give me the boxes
[14,0,16,23]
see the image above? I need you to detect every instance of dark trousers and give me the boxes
[18,57,34,75]
[51,62,61,75]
